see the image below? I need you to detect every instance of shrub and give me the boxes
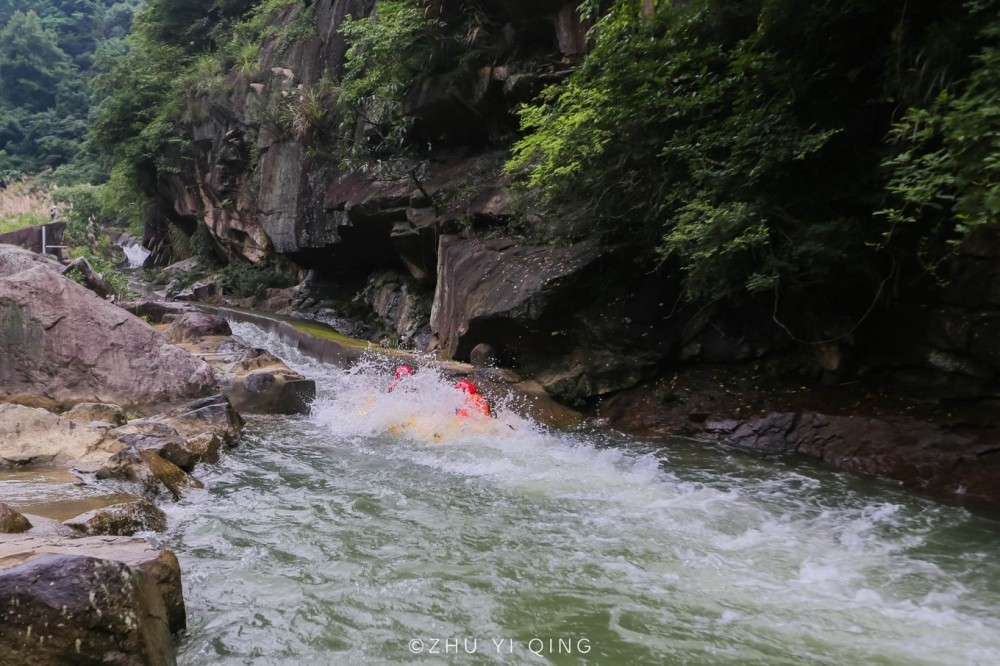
[66,253,136,301]
[219,259,295,299]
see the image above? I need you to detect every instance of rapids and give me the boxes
[158,322,1000,665]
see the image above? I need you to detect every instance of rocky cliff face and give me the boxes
[146,0,1000,413]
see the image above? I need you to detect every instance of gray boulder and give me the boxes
[0,534,186,660]
[166,311,232,343]
[0,264,216,409]
[0,243,60,278]
[430,236,607,360]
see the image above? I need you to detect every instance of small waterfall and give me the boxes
[119,238,150,268]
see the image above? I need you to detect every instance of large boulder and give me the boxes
[0,243,61,277]
[0,264,216,409]
[430,236,607,360]
[166,311,232,343]
[228,366,315,415]
[96,395,241,473]
[0,535,186,663]
[429,236,678,404]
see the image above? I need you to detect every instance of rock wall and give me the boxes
[150,0,580,269]
[145,0,1000,412]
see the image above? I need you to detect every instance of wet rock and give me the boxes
[16,513,78,538]
[0,262,216,410]
[0,502,31,533]
[0,555,176,665]
[228,367,315,414]
[66,401,126,426]
[706,411,1000,508]
[106,420,197,471]
[470,343,498,367]
[0,403,119,468]
[65,500,168,536]
[148,394,243,463]
[166,311,232,343]
[97,448,204,501]
[0,533,185,639]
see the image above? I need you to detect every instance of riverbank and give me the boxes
[600,363,1000,511]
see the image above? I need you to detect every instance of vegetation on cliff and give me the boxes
[507,0,999,310]
[8,0,995,343]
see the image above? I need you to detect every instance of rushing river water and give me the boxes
[157,322,1000,665]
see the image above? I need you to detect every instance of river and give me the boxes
[158,321,1000,665]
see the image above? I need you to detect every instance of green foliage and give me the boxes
[190,222,218,264]
[0,211,46,233]
[89,37,186,169]
[507,0,992,303]
[0,10,73,112]
[338,0,445,161]
[168,224,193,260]
[0,1,139,178]
[51,183,102,245]
[66,253,136,300]
[881,9,1000,244]
[219,259,295,299]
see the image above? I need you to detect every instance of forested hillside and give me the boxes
[0,0,138,181]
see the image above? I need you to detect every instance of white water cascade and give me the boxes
[120,238,150,268]
[161,321,1000,665]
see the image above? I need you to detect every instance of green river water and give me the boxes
[122,323,1000,664]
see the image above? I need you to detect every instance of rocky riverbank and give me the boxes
[599,364,1000,511]
[0,243,316,662]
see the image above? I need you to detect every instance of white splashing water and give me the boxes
[163,321,1000,665]
[121,241,150,268]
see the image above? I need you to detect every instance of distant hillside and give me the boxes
[0,0,138,180]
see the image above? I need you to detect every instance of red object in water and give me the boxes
[387,365,416,392]
[454,379,477,394]
[454,379,490,417]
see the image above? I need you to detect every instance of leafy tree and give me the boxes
[0,10,73,112]
[881,3,1000,248]
[339,0,444,158]
[0,1,140,177]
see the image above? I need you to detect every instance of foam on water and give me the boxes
[161,322,1000,665]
